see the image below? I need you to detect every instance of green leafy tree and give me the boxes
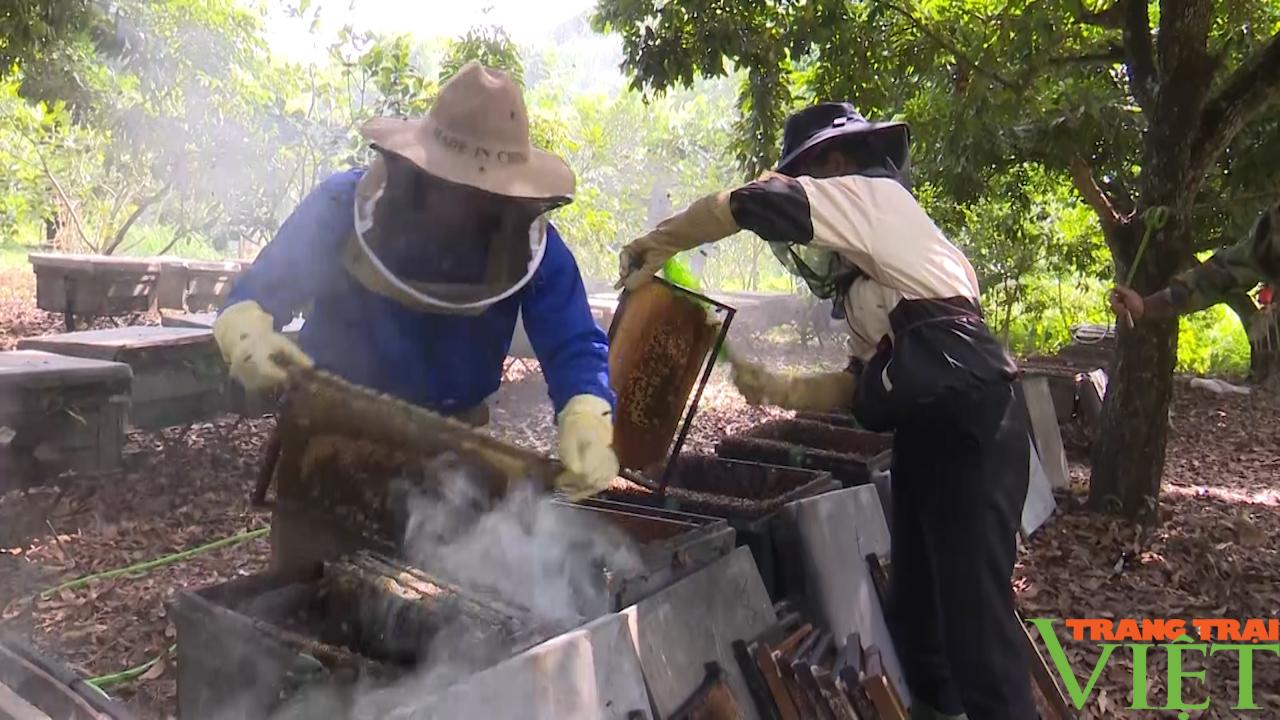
[440,25,525,87]
[2,0,304,256]
[0,0,93,80]
[594,0,1280,522]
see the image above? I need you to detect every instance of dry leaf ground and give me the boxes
[0,273,1276,718]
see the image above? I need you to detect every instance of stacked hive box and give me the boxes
[0,351,131,485]
[19,327,228,430]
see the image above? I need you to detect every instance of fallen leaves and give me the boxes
[0,417,273,716]
[1017,379,1280,717]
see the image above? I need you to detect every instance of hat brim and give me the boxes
[775,120,909,174]
[360,116,575,202]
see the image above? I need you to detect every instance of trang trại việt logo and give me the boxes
[1029,618,1280,716]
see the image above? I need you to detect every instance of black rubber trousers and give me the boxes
[886,380,1038,720]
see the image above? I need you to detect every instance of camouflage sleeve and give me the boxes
[1167,203,1280,314]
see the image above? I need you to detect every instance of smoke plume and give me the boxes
[269,461,641,719]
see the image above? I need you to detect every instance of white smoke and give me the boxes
[400,474,642,625]
[268,462,642,719]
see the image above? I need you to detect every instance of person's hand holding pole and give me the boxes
[1109,286,1145,328]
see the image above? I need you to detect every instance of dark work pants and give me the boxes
[886,381,1037,720]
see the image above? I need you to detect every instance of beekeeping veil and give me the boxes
[769,103,910,309]
[343,62,574,315]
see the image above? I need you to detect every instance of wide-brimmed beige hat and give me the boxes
[357,61,575,200]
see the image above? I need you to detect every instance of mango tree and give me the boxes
[593,0,1280,522]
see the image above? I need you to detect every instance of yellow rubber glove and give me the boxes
[730,355,855,413]
[555,394,619,500]
[617,190,739,290]
[213,301,313,392]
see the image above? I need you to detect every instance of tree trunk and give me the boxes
[748,243,762,291]
[1255,341,1280,383]
[1247,306,1280,383]
[1089,217,1191,524]
[1221,290,1277,381]
[1088,315,1179,522]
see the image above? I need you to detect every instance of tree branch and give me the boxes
[1121,0,1157,107]
[152,227,194,258]
[1016,45,1128,88]
[1051,46,1127,66]
[879,1,1018,91]
[1100,175,1137,217]
[1070,155,1123,232]
[102,181,172,256]
[1073,0,1126,29]
[19,131,95,252]
[1187,31,1280,193]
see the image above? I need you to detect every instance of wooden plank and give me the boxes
[774,624,814,660]
[751,643,799,720]
[154,263,189,310]
[790,662,835,720]
[733,640,781,720]
[862,674,908,720]
[1018,611,1075,720]
[813,669,860,720]
[835,667,878,720]
[670,663,744,720]
[0,352,132,391]
[19,327,213,357]
[28,253,163,272]
[160,312,303,336]
[773,651,818,720]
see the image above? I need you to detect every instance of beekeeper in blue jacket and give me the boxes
[213,62,617,497]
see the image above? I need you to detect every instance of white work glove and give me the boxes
[617,190,739,290]
[555,394,619,500]
[213,300,313,392]
[729,353,855,413]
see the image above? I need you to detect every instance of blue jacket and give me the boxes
[223,168,613,416]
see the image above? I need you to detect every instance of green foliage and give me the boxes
[439,25,524,86]
[348,34,435,118]
[592,0,1280,270]
[539,77,754,282]
[594,0,1280,391]
[0,0,92,80]
[2,0,1266,385]
[1177,305,1251,376]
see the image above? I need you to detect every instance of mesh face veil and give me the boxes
[350,149,564,314]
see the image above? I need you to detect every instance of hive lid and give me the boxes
[18,326,213,357]
[606,278,734,475]
[0,350,132,390]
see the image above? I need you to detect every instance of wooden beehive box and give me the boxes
[0,351,131,483]
[28,253,165,318]
[715,419,892,487]
[19,327,226,430]
[266,369,568,574]
[181,260,248,312]
[170,552,553,720]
